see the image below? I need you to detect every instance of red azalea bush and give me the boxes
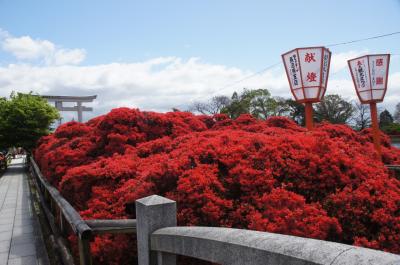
[34,108,400,265]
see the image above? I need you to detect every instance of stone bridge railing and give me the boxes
[137,195,400,265]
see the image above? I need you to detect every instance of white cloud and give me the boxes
[0,57,247,120]
[0,30,398,121]
[0,28,10,39]
[386,71,400,109]
[0,29,86,65]
[326,78,357,99]
[330,50,368,73]
[3,36,55,60]
[51,48,86,65]
[0,55,397,123]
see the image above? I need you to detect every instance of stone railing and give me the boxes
[137,195,400,265]
[30,158,136,265]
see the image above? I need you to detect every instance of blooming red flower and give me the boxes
[34,108,400,264]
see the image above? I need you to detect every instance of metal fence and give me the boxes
[29,157,400,265]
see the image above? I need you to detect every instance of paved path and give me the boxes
[0,158,49,265]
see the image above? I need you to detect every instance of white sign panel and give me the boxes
[298,48,322,88]
[348,54,390,103]
[369,55,389,90]
[282,50,302,90]
[282,47,331,102]
[320,51,331,98]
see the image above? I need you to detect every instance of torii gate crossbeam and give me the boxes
[42,95,97,123]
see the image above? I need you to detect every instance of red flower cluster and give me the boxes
[34,108,400,264]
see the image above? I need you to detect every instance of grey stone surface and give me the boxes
[8,255,37,265]
[332,247,400,265]
[12,225,34,236]
[0,218,14,225]
[0,224,13,233]
[9,243,36,258]
[136,195,177,265]
[0,158,50,265]
[151,226,400,265]
[0,253,8,265]
[0,240,10,253]
[0,232,12,241]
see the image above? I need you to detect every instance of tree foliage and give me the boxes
[193,88,301,122]
[34,108,400,265]
[379,109,394,128]
[221,89,280,119]
[0,92,60,150]
[284,99,305,125]
[314,94,354,124]
[245,89,278,119]
[190,90,362,128]
[381,123,400,136]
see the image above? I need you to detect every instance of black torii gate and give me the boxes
[41,95,97,123]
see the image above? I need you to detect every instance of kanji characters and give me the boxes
[307,72,317,82]
[356,62,367,88]
[376,58,383,66]
[376,77,383,85]
[290,56,299,86]
[305,53,316,63]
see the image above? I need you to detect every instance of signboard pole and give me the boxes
[348,54,390,161]
[369,102,382,160]
[305,102,313,130]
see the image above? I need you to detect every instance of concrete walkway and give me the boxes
[0,158,49,265]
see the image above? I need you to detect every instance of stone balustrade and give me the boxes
[136,195,400,265]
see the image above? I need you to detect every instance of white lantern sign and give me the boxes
[348,54,390,103]
[282,47,331,103]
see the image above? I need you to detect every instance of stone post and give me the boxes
[77,102,83,122]
[136,195,176,265]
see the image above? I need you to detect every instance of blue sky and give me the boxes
[0,0,399,120]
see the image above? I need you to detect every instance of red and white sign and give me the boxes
[282,47,331,103]
[348,54,390,103]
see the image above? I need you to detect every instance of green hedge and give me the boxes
[382,123,400,136]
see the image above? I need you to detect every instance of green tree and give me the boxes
[314,94,354,124]
[379,109,394,128]
[381,123,400,136]
[221,88,278,119]
[272,97,291,116]
[0,92,60,151]
[247,89,277,119]
[221,91,249,119]
[284,99,305,125]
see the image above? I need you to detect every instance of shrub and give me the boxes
[34,108,400,264]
